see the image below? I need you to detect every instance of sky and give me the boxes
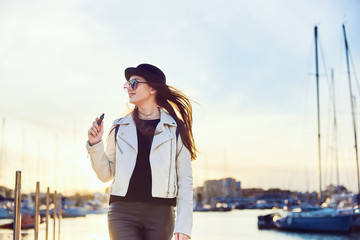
[0,0,360,195]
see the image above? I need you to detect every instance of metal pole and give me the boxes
[13,171,21,240]
[53,191,57,240]
[343,24,360,193]
[34,181,40,240]
[58,193,62,240]
[46,187,50,240]
[315,26,322,203]
[331,69,340,187]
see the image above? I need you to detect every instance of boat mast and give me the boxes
[315,26,322,202]
[342,24,360,193]
[331,69,340,187]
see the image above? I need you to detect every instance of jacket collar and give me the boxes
[116,108,177,153]
[118,108,177,127]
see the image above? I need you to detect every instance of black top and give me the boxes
[109,119,177,206]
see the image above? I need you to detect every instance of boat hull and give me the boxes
[258,214,278,229]
[276,215,353,233]
[351,213,360,232]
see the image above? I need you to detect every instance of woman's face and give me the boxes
[125,75,157,106]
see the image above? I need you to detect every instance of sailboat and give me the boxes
[275,25,357,233]
[337,23,360,232]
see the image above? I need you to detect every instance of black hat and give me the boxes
[125,63,166,84]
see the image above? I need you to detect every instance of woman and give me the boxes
[86,63,196,240]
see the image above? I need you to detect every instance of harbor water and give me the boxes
[1,209,360,240]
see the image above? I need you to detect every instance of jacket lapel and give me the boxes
[117,115,138,153]
[151,126,173,152]
[117,109,177,153]
[150,109,177,152]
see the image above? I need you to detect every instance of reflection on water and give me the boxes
[1,210,360,240]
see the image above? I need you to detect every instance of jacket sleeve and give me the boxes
[86,122,117,183]
[174,135,193,238]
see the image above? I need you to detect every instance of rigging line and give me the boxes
[303,30,318,133]
[306,31,316,81]
[353,96,360,189]
[341,106,356,191]
[324,104,332,188]
[348,49,360,98]
[318,38,332,93]
[337,123,346,187]
[345,148,355,191]
[302,65,317,141]
[330,144,335,187]
[332,69,340,186]
[318,37,336,189]
[329,73,337,186]
[343,24,360,193]
[342,133,355,189]
[318,38,336,123]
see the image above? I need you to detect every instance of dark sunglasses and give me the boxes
[123,78,148,90]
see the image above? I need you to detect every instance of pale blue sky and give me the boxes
[0,0,360,194]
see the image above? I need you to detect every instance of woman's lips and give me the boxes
[129,93,135,97]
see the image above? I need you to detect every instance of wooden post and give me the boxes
[45,187,50,240]
[13,171,21,240]
[34,181,40,240]
[53,191,57,240]
[58,193,62,240]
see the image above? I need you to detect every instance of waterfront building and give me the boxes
[202,178,241,203]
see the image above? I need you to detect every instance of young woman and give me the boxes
[86,63,196,240]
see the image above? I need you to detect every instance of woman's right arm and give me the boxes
[86,118,116,183]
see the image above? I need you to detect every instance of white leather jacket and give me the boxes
[86,108,193,237]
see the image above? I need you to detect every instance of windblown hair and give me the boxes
[135,82,197,161]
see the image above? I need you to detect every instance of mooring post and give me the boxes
[58,193,62,240]
[53,191,57,240]
[34,181,40,240]
[45,187,50,240]
[13,171,21,240]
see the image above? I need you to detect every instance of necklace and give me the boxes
[138,109,160,120]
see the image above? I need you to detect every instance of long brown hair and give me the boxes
[147,81,197,160]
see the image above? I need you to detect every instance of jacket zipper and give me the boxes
[116,141,123,154]
[167,137,173,197]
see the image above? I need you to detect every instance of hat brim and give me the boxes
[125,67,164,83]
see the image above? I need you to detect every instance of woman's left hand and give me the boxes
[174,232,190,240]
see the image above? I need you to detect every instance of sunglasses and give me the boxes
[123,78,148,90]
